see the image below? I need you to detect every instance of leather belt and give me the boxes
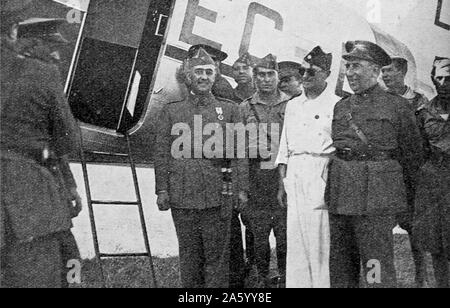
[335,148,398,162]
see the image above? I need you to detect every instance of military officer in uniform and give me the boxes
[278,61,304,99]
[327,41,424,288]
[414,57,450,289]
[228,52,256,287]
[154,47,249,288]
[231,52,256,104]
[382,56,428,287]
[188,44,235,102]
[1,0,82,288]
[240,54,291,287]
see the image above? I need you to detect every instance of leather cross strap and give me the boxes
[345,113,370,145]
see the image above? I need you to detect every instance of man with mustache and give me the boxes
[240,54,290,287]
[414,57,450,288]
[154,47,249,288]
[381,56,428,287]
[278,61,304,99]
[327,41,424,288]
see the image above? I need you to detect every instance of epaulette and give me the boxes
[415,104,428,116]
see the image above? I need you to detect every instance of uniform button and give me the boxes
[315,115,320,119]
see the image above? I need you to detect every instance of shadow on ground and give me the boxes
[77,235,447,288]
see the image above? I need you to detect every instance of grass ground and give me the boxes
[78,235,447,288]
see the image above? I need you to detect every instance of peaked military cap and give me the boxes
[187,47,216,69]
[279,61,304,79]
[432,56,450,77]
[234,52,253,66]
[304,46,332,71]
[188,44,228,62]
[343,40,391,67]
[255,54,279,71]
[18,18,69,43]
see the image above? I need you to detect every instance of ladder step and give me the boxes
[84,151,129,158]
[100,253,150,258]
[91,200,140,206]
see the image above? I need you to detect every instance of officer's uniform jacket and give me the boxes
[413,97,450,256]
[1,38,80,245]
[154,93,249,209]
[327,84,424,216]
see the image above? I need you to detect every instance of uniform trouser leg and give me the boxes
[229,209,245,288]
[201,207,232,288]
[1,233,64,288]
[59,230,81,288]
[250,211,273,280]
[355,216,397,288]
[329,214,361,288]
[172,209,205,288]
[272,208,287,279]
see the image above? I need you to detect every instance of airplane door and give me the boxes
[67,0,173,132]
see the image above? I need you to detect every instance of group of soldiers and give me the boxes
[155,42,450,288]
[1,0,449,289]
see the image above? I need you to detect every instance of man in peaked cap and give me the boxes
[278,61,304,99]
[231,52,256,103]
[240,53,290,287]
[413,56,450,288]
[154,47,249,288]
[188,44,235,101]
[327,41,424,288]
[276,46,339,288]
[1,0,82,288]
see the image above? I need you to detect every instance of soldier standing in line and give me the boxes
[382,56,429,287]
[228,52,257,288]
[231,52,256,104]
[414,57,450,289]
[240,54,291,288]
[278,61,304,99]
[1,0,82,288]
[154,47,249,288]
[327,41,424,288]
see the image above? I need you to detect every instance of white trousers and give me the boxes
[283,155,330,288]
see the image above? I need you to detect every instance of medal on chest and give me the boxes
[216,107,224,121]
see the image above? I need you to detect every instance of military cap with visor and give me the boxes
[188,44,228,62]
[234,52,253,67]
[343,40,392,67]
[186,47,216,69]
[279,61,304,79]
[304,46,332,71]
[18,18,69,44]
[254,53,279,71]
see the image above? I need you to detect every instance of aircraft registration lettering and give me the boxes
[435,0,450,30]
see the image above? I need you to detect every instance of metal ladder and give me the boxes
[78,133,158,288]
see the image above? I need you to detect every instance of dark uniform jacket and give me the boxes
[1,38,80,245]
[413,97,450,256]
[327,85,424,216]
[154,93,249,209]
